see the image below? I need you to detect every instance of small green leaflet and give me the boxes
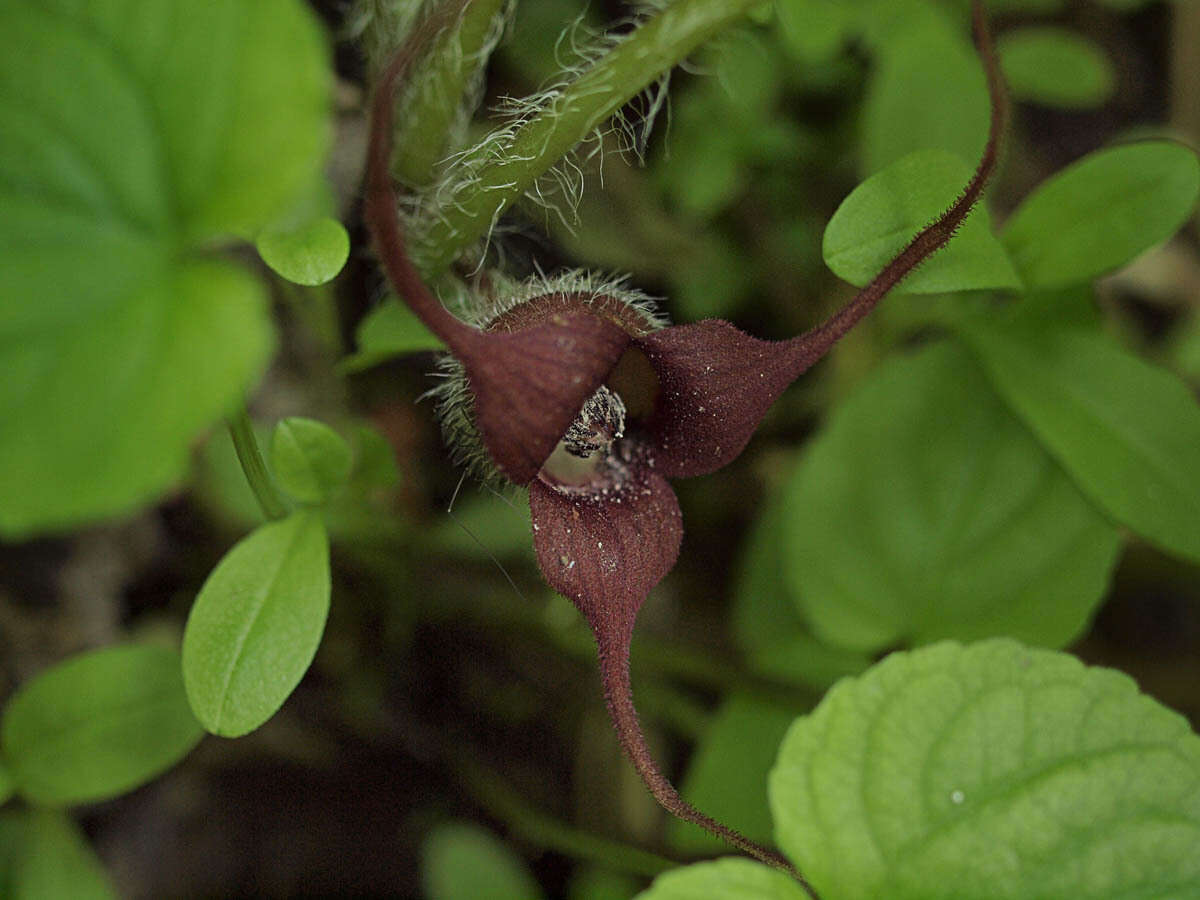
[339,300,446,373]
[958,312,1200,564]
[0,644,202,806]
[256,217,350,286]
[0,0,331,537]
[997,27,1114,109]
[2,810,115,900]
[1002,141,1200,288]
[823,150,1020,294]
[783,341,1120,652]
[770,639,1200,899]
[270,417,353,505]
[422,823,544,900]
[635,858,808,900]
[182,512,331,737]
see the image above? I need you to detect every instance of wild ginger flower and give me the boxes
[364,0,1005,881]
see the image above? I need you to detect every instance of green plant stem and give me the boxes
[228,405,288,520]
[392,0,508,186]
[450,751,677,879]
[412,0,763,273]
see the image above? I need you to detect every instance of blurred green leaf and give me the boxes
[0,0,330,537]
[958,313,1200,565]
[1002,141,1200,288]
[340,300,446,373]
[270,417,353,505]
[422,822,544,900]
[256,216,349,286]
[770,639,1200,899]
[0,760,12,806]
[349,424,402,492]
[732,502,871,689]
[998,27,1115,109]
[783,341,1121,653]
[670,236,752,320]
[668,695,801,854]
[183,512,331,737]
[775,0,853,66]
[567,867,642,900]
[824,149,1021,293]
[8,810,115,900]
[657,93,746,218]
[635,858,808,900]
[711,29,781,118]
[429,492,534,561]
[1,644,202,806]
[860,6,989,174]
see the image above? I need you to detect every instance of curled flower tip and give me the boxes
[598,635,822,897]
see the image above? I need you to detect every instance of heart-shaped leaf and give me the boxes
[0,644,202,806]
[824,150,1021,294]
[182,512,331,737]
[0,0,331,537]
[770,639,1200,899]
[958,312,1200,564]
[783,341,1120,652]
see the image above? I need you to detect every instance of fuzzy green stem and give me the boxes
[392,0,508,186]
[412,0,763,274]
[228,405,288,521]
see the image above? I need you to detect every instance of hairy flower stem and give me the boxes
[599,633,822,898]
[412,0,764,274]
[391,0,508,186]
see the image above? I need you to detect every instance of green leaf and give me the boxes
[0,760,13,806]
[732,503,871,690]
[860,7,990,175]
[422,823,544,900]
[775,0,853,66]
[270,418,353,505]
[349,424,401,492]
[182,512,331,737]
[824,150,1021,294]
[1002,141,1200,288]
[998,28,1115,109]
[256,217,349,286]
[0,0,331,537]
[567,867,642,900]
[8,810,115,900]
[0,644,202,806]
[958,313,1200,564]
[668,695,801,854]
[634,858,809,900]
[339,300,447,373]
[770,639,1200,900]
[783,341,1122,653]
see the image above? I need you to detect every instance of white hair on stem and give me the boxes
[403,5,673,271]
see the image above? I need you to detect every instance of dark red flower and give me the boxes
[365,0,1005,883]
